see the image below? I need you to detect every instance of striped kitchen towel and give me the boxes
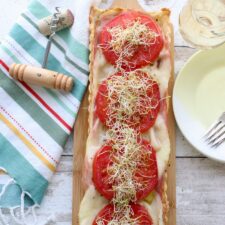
[0,0,112,224]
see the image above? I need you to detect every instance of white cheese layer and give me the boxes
[141,194,164,225]
[83,44,171,188]
[80,10,173,225]
[146,114,170,179]
[79,185,108,225]
[79,185,164,225]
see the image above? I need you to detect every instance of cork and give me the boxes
[38,9,74,36]
[9,63,74,92]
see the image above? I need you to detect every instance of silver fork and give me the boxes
[204,112,225,148]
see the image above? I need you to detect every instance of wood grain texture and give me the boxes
[73,91,89,225]
[167,17,176,225]
[72,0,176,224]
[177,158,225,225]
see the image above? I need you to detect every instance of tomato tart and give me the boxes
[79,7,174,225]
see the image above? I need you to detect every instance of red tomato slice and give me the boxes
[95,71,160,133]
[99,11,163,70]
[93,203,153,225]
[92,139,158,201]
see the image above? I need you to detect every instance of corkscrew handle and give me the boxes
[9,63,74,92]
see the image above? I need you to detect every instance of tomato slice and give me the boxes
[93,203,153,225]
[99,11,163,70]
[92,139,158,201]
[95,71,160,133]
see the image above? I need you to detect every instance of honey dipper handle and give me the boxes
[9,63,74,92]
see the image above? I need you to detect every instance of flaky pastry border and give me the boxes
[88,7,174,224]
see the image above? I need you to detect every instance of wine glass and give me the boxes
[179,0,225,49]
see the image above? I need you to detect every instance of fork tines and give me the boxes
[204,112,225,148]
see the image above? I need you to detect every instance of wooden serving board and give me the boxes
[72,0,176,224]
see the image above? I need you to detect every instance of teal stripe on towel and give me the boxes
[28,0,90,63]
[0,134,48,205]
[21,13,89,75]
[1,44,76,117]
[0,70,67,146]
[0,184,34,207]
[10,24,86,101]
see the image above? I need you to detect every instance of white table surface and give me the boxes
[1,1,225,225]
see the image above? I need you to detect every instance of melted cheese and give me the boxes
[141,195,164,225]
[79,185,164,225]
[84,44,171,187]
[79,185,108,225]
[80,10,173,225]
[145,114,170,179]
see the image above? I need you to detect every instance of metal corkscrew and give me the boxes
[42,7,61,68]
[9,7,75,92]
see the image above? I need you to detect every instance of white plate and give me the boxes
[173,44,225,162]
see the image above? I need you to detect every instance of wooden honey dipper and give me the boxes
[9,7,74,92]
[9,63,73,92]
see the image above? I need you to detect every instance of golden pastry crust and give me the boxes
[88,7,174,224]
[162,172,169,224]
